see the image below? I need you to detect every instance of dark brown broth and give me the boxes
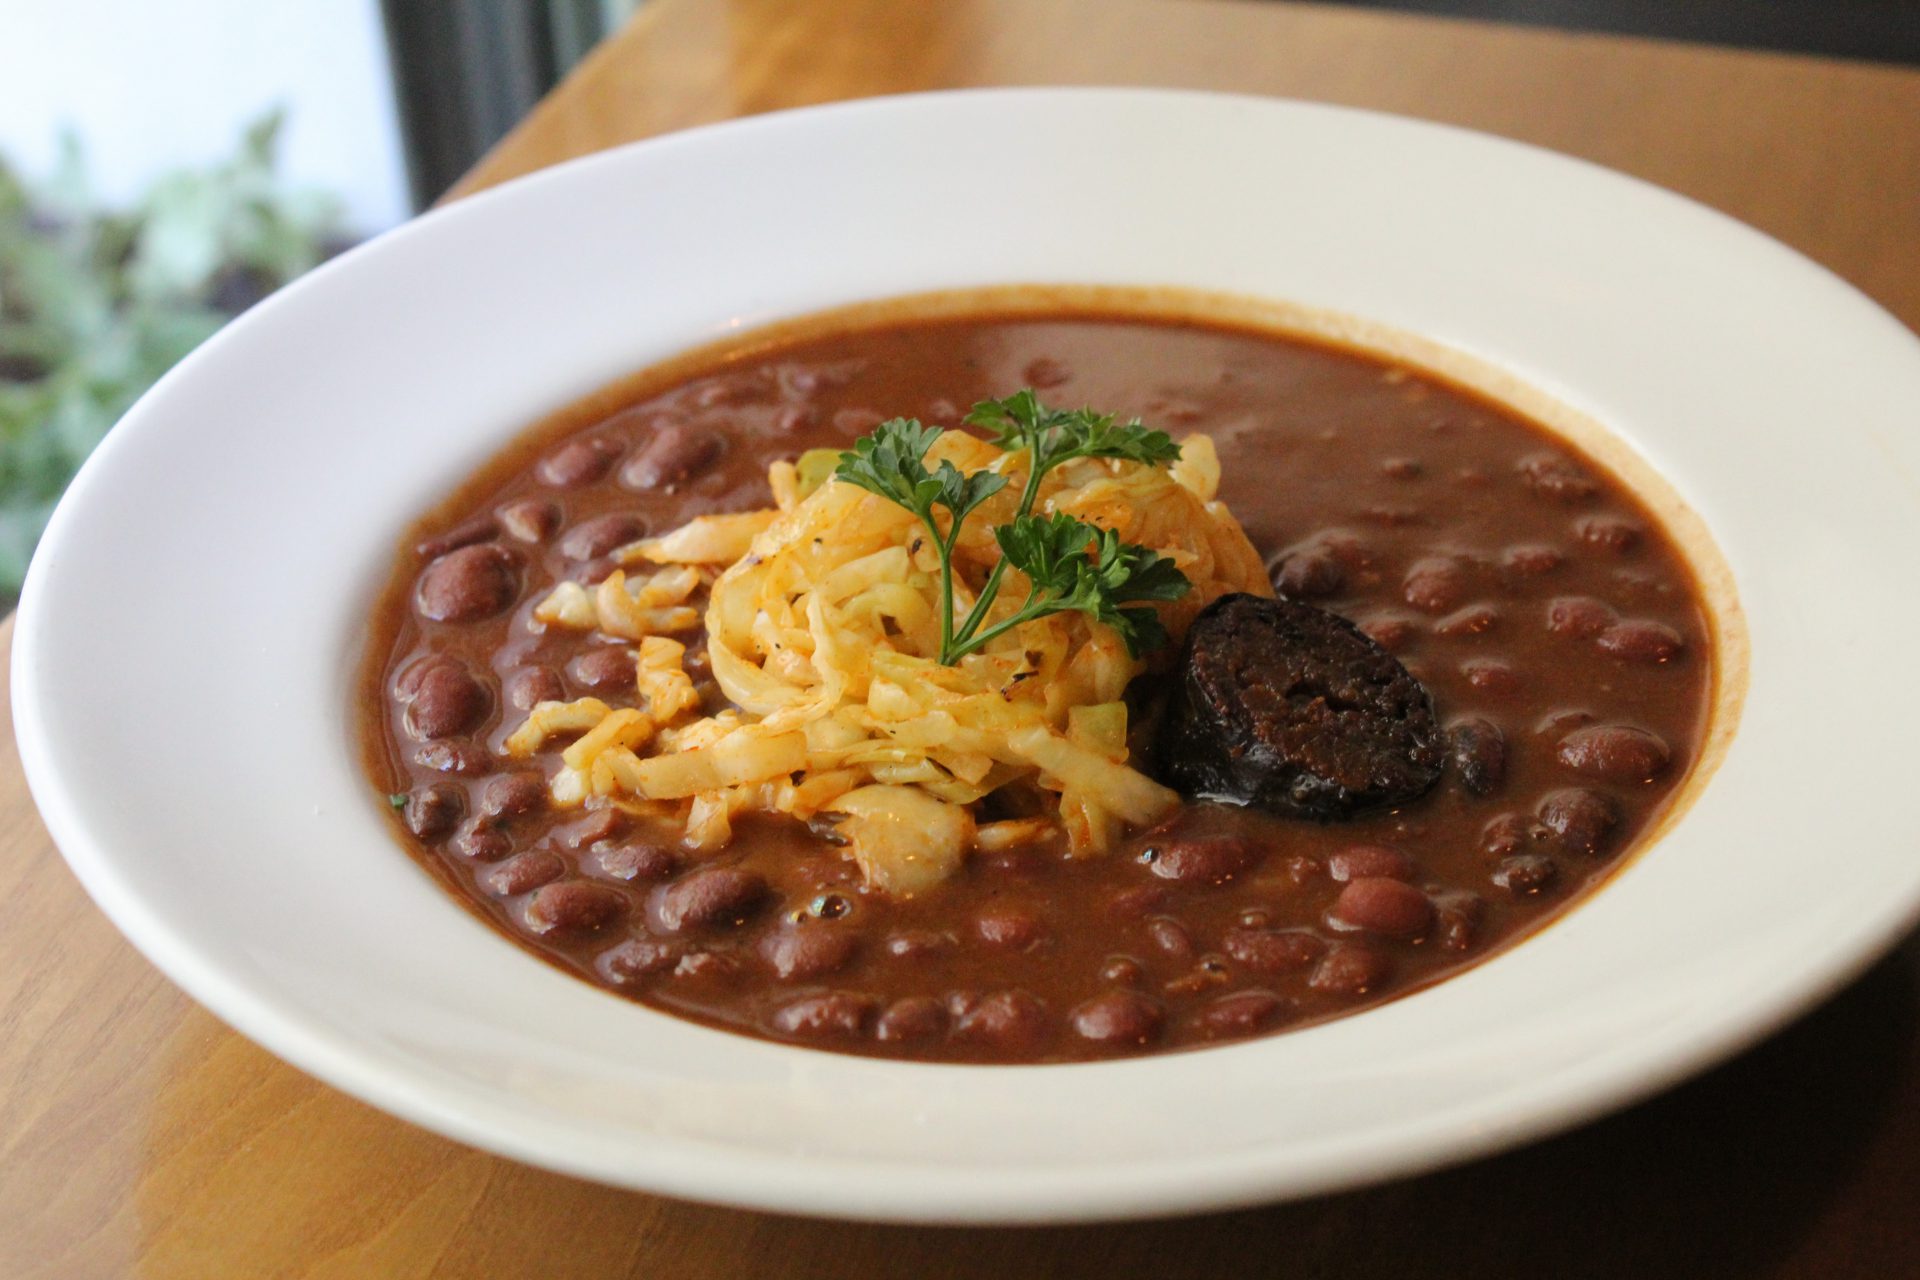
[360,310,1712,1063]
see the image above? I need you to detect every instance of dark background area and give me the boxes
[381,0,1920,209]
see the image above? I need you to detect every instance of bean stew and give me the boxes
[360,303,1713,1064]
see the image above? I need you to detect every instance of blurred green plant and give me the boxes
[0,110,347,600]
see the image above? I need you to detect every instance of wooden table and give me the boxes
[6,1,1918,1275]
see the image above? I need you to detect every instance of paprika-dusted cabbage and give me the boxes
[507,428,1271,892]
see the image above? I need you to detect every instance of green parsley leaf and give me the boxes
[834,394,1191,665]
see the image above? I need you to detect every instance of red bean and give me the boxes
[1461,658,1521,694]
[480,770,546,819]
[1518,452,1598,502]
[414,516,498,560]
[561,807,627,848]
[670,950,743,982]
[1272,547,1346,599]
[1381,457,1423,479]
[1107,885,1170,920]
[452,818,512,861]
[884,930,956,960]
[1222,927,1324,972]
[1597,620,1686,664]
[1575,515,1642,553]
[771,404,817,434]
[484,850,564,896]
[1310,943,1393,995]
[414,741,492,776]
[404,659,490,740]
[524,881,627,936]
[1447,717,1507,796]
[416,544,521,623]
[568,646,636,693]
[1503,544,1563,575]
[1402,556,1467,614]
[875,996,947,1043]
[1480,812,1534,858]
[975,905,1048,951]
[559,513,648,562]
[1329,845,1413,882]
[1557,724,1671,783]
[759,925,858,979]
[1432,890,1484,951]
[1546,595,1618,639]
[1070,991,1164,1047]
[1143,835,1260,885]
[1328,878,1434,938]
[599,937,687,983]
[1101,956,1147,986]
[593,842,678,882]
[832,408,885,434]
[402,783,463,841]
[771,992,875,1039]
[1495,854,1559,895]
[624,424,724,490]
[1147,917,1195,962]
[503,666,563,711]
[1024,356,1072,388]
[1359,613,1418,652]
[497,499,560,543]
[952,990,1051,1054]
[1434,603,1499,636]
[653,866,770,932]
[1194,990,1289,1039]
[537,436,623,488]
[1536,788,1619,856]
[1284,855,1326,885]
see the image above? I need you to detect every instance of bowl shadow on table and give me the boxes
[134,934,1918,1279]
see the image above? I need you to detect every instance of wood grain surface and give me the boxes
[6,0,1919,1275]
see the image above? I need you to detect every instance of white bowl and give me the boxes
[14,89,1920,1224]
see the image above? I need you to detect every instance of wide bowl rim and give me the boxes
[14,85,1920,1224]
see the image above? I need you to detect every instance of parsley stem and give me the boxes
[950,447,1050,650]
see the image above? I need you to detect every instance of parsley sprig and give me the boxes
[832,390,1191,664]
